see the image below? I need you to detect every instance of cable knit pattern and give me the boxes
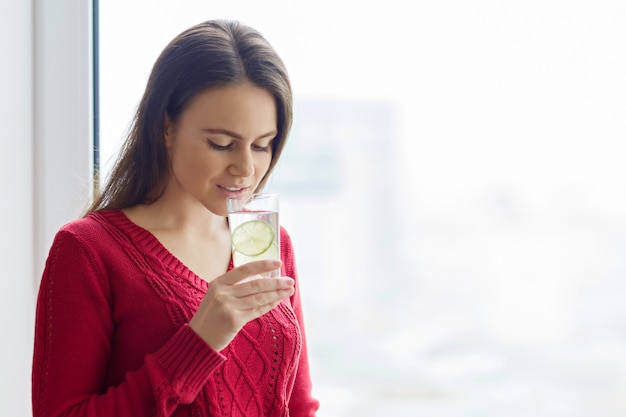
[32,209,319,417]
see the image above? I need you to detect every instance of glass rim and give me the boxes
[226,192,278,202]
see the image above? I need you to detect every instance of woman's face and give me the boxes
[164,82,277,216]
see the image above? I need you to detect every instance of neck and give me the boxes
[126,189,226,238]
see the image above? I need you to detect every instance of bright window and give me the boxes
[98,2,626,415]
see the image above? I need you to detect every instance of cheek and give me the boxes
[255,154,273,177]
[173,147,217,182]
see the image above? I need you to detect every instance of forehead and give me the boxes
[181,83,277,133]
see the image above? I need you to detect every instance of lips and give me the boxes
[217,185,251,197]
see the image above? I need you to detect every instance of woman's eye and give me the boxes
[208,139,271,152]
[252,144,271,152]
[208,141,232,151]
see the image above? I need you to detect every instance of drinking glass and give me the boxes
[227,193,280,278]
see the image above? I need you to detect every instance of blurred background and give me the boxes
[2,1,626,416]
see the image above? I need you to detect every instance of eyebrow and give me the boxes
[201,128,277,141]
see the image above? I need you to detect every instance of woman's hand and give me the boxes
[188,259,295,352]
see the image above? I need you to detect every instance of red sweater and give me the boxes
[32,210,319,417]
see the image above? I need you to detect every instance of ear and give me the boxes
[164,113,173,149]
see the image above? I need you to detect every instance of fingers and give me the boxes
[233,278,295,310]
[221,259,282,285]
[233,274,294,293]
[248,298,286,320]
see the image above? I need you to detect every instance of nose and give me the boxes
[228,148,255,178]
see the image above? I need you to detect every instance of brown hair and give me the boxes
[86,19,292,213]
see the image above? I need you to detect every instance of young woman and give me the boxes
[32,19,319,417]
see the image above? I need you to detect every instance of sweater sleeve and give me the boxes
[281,229,320,416]
[32,228,225,417]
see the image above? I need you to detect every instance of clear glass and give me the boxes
[227,193,280,277]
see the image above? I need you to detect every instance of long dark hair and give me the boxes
[87,19,292,213]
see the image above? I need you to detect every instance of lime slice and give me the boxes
[231,220,275,257]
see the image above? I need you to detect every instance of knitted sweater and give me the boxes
[32,209,319,417]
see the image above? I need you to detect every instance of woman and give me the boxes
[32,19,319,417]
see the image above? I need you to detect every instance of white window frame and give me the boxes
[33,0,95,280]
[0,1,93,415]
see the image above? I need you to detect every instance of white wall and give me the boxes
[0,1,36,415]
[0,1,92,416]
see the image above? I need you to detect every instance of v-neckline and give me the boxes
[97,209,234,290]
